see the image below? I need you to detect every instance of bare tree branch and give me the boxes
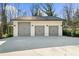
[40,3,56,16]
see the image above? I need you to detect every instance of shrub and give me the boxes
[2,33,8,38]
[0,32,2,39]
[73,31,79,37]
[63,29,79,37]
[63,30,71,36]
[7,26,13,37]
[0,26,3,39]
[6,33,13,37]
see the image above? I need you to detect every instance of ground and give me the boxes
[0,36,79,56]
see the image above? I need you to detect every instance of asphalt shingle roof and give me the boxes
[13,16,63,21]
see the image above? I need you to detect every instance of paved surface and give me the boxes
[0,36,79,56]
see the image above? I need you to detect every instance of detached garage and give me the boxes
[13,16,63,37]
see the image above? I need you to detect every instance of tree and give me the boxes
[63,4,79,36]
[40,3,56,16]
[30,4,41,16]
[15,3,27,16]
[22,10,27,16]
[18,9,21,16]
[0,3,7,34]
[15,3,20,16]
[69,20,79,36]
[73,8,79,20]
[70,8,79,36]
[63,4,73,26]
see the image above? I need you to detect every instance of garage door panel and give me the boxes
[35,26,44,36]
[49,26,58,36]
[18,22,30,36]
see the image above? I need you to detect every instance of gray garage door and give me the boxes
[49,26,58,36]
[18,22,30,36]
[35,26,44,36]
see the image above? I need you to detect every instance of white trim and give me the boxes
[58,25,62,36]
[13,21,62,37]
[31,24,35,36]
[13,21,18,36]
[45,25,49,36]
[33,24,49,36]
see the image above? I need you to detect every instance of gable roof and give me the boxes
[13,16,63,21]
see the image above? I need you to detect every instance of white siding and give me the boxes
[13,21,18,36]
[58,25,62,36]
[45,25,49,36]
[31,25,35,36]
[13,21,62,37]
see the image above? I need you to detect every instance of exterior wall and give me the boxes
[16,21,62,25]
[45,25,49,36]
[13,21,18,36]
[31,21,62,36]
[58,25,62,36]
[13,21,62,36]
[31,23,35,36]
[31,25,49,36]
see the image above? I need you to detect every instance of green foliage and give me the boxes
[73,31,79,37]
[0,26,3,39]
[1,3,7,34]
[63,29,79,37]
[7,26,13,37]
[7,34,13,37]
[0,32,2,39]
[2,33,8,38]
[0,25,13,39]
[63,30,71,36]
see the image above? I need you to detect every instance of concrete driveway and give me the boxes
[0,36,79,56]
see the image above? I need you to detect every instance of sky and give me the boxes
[7,3,64,17]
[4,3,79,18]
